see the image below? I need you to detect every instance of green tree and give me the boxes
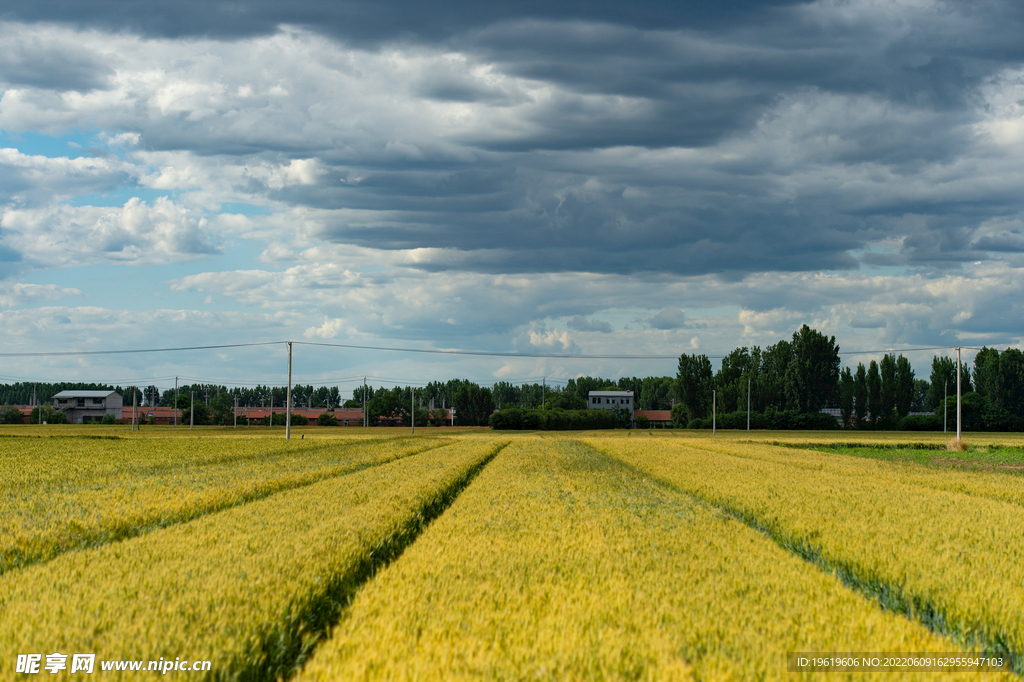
[973,347,1000,402]
[118,386,144,408]
[491,381,520,409]
[182,402,210,426]
[760,341,792,410]
[317,412,339,426]
[367,387,402,425]
[998,348,1024,418]
[544,392,586,411]
[0,405,23,424]
[29,405,68,424]
[878,354,897,426]
[784,325,840,413]
[894,355,915,419]
[911,378,930,412]
[670,402,690,428]
[716,347,752,412]
[839,367,854,427]
[866,360,881,425]
[936,392,989,431]
[452,382,495,426]
[636,376,676,410]
[927,357,955,410]
[676,353,713,421]
[210,393,234,425]
[853,363,867,427]
[960,360,973,394]
[349,384,374,410]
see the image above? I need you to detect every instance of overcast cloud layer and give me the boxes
[1,0,1023,391]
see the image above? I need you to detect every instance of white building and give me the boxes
[53,390,123,424]
[588,390,634,418]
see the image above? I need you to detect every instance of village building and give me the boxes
[634,410,673,427]
[53,390,123,424]
[587,390,634,418]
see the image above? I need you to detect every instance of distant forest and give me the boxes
[3,324,1023,429]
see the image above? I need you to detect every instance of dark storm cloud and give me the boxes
[974,232,1024,253]
[565,315,613,333]
[0,39,111,91]
[2,0,806,42]
[6,0,1024,283]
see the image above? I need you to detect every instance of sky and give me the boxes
[1,0,1023,397]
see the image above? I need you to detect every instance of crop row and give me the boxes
[0,434,449,574]
[295,438,988,681]
[0,431,382,486]
[690,439,1024,509]
[589,437,1024,663]
[0,437,503,681]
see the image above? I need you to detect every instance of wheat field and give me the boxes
[0,426,1019,680]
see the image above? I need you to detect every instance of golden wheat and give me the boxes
[0,433,449,574]
[685,438,1024,509]
[589,436,1024,662]
[0,438,504,681]
[296,437,995,681]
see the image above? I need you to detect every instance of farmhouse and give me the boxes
[236,407,366,426]
[588,390,634,418]
[634,410,673,427]
[53,390,123,423]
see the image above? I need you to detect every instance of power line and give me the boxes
[0,341,282,358]
[294,340,682,359]
[0,338,972,363]
[837,345,951,356]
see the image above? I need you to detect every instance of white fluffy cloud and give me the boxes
[1,197,221,267]
[0,282,81,307]
[0,147,137,204]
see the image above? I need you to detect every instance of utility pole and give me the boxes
[956,346,962,443]
[234,395,238,429]
[411,386,415,435]
[747,377,751,432]
[363,377,367,428]
[542,378,546,410]
[943,380,947,433]
[286,341,293,441]
[712,390,716,436]
[190,391,194,431]
[174,377,179,427]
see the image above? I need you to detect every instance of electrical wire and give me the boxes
[0,337,968,361]
[293,340,683,359]
[0,341,283,358]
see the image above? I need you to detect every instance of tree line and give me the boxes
[674,325,1024,431]
[3,334,1023,430]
